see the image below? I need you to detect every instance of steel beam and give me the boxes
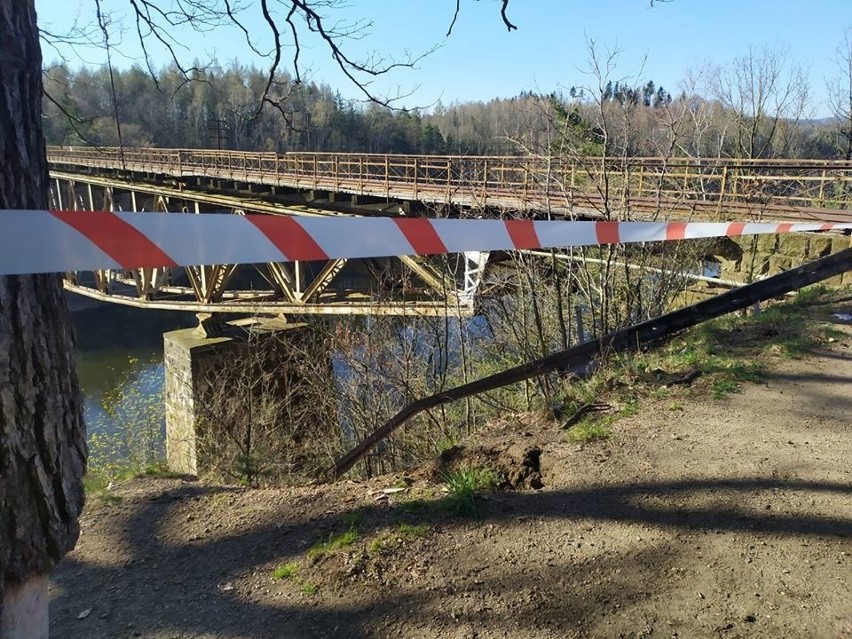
[63,281,470,316]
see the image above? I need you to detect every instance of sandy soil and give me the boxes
[50,311,852,639]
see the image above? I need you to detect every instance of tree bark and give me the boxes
[0,0,87,634]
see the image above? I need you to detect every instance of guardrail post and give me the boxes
[413,157,418,200]
[334,155,339,191]
[715,166,728,219]
[817,169,827,207]
[482,159,488,207]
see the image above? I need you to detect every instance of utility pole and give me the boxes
[207,117,227,150]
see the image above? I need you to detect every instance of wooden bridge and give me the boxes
[47,147,852,316]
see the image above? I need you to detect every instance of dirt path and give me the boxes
[50,315,852,639]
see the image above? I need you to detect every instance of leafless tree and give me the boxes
[827,27,852,160]
[708,45,810,159]
[194,324,340,485]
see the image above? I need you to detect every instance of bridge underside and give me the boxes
[49,171,486,317]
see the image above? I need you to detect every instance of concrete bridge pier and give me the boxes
[163,318,329,478]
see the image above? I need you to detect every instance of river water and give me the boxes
[69,295,195,460]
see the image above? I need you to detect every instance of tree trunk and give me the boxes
[0,1,87,636]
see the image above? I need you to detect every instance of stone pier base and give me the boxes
[163,328,234,475]
[163,319,314,477]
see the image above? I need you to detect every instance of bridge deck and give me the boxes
[44,147,852,316]
[48,147,852,224]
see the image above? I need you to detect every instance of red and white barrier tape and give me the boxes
[0,210,849,275]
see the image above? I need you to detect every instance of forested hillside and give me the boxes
[42,61,847,159]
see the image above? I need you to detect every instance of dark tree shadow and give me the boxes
[50,477,852,638]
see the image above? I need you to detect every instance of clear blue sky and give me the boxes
[36,0,852,117]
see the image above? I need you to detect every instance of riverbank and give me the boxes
[50,294,852,638]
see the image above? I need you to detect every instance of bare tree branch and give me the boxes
[42,89,99,147]
[447,0,461,37]
[501,0,517,31]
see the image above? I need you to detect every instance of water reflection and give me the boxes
[70,296,195,445]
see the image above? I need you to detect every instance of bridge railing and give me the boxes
[48,147,852,220]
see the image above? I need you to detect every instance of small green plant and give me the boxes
[444,466,498,493]
[440,466,498,517]
[307,529,359,561]
[435,433,459,454]
[342,508,367,529]
[272,561,300,580]
[711,378,741,399]
[566,421,612,443]
[394,522,429,538]
[368,538,385,554]
[620,399,639,418]
[301,582,318,596]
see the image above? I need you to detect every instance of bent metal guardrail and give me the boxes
[48,147,852,224]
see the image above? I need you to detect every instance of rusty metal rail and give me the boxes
[48,147,852,223]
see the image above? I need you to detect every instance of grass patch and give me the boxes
[307,529,359,561]
[367,521,430,556]
[636,288,842,400]
[141,460,182,478]
[711,378,742,399]
[620,399,639,418]
[301,582,318,596]
[440,466,498,517]
[272,561,300,580]
[84,458,181,502]
[550,287,844,434]
[342,507,367,529]
[82,473,123,504]
[566,420,612,443]
[394,522,429,538]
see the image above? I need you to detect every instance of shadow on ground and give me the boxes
[50,476,852,639]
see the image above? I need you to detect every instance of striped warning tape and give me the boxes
[0,210,849,275]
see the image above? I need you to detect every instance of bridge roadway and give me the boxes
[46,147,852,317]
[49,146,852,224]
